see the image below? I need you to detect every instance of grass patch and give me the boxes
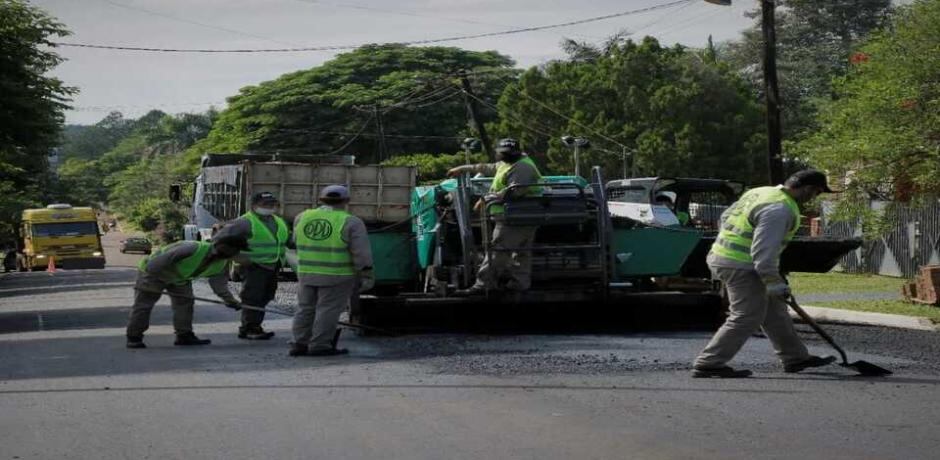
[789,272,906,294]
[813,299,940,323]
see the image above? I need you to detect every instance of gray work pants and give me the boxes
[292,277,356,351]
[693,267,810,369]
[126,273,195,338]
[474,223,537,291]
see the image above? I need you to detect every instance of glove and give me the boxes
[766,282,791,299]
[224,299,242,311]
[359,269,375,292]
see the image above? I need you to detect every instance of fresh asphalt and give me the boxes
[1,231,939,459]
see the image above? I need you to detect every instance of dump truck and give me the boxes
[18,204,105,270]
[178,153,418,284]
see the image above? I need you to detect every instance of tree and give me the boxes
[59,112,135,160]
[719,0,892,138]
[796,0,940,201]
[0,0,75,240]
[196,45,515,164]
[496,37,765,182]
[382,152,488,183]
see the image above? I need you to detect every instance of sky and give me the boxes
[32,0,758,125]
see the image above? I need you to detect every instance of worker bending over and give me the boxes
[214,191,289,340]
[290,185,373,357]
[126,236,248,349]
[447,138,543,295]
[692,170,837,378]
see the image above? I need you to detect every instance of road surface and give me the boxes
[1,230,939,459]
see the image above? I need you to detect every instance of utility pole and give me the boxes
[458,71,494,161]
[373,104,387,163]
[761,0,785,185]
[704,0,785,185]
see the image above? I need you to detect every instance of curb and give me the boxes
[793,304,940,332]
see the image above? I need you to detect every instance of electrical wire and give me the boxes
[55,0,694,53]
[323,113,374,155]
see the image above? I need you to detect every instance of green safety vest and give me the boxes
[676,211,690,226]
[138,241,228,284]
[295,208,355,276]
[711,186,801,264]
[242,212,288,265]
[489,156,543,215]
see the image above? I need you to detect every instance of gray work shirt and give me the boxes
[214,212,287,271]
[141,241,238,303]
[707,188,797,285]
[292,205,374,286]
[454,155,541,199]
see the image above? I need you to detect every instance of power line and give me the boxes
[98,0,297,46]
[324,113,375,155]
[55,0,694,53]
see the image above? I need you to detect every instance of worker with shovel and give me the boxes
[214,191,289,340]
[692,170,837,378]
[126,235,248,349]
[290,185,374,357]
[447,138,543,295]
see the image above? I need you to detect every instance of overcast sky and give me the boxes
[32,0,758,125]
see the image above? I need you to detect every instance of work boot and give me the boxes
[784,355,837,373]
[174,332,211,346]
[691,366,753,379]
[288,344,308,357]
[238,327,275,340]
[307,348,349,357]
[126,336,146,349]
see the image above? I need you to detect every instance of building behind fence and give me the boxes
[823,199,940,278]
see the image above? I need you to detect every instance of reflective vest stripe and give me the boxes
[243,212,288,264]
[295,209,355,276]
[710,186,801,264]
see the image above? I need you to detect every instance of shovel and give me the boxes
[786,295,892,377]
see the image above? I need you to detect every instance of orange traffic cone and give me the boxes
[46,256,56,274]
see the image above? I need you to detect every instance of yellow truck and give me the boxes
[18,204,106,271]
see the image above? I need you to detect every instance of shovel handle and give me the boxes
[786,296,849,364]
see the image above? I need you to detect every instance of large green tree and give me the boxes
[0,0,74,240]
[720,0,893,138]
[796,0,940,200]
[194,44,515,164]
[496,37,765,182]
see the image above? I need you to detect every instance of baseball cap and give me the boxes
[785,169,834,193]
[251,191,279,205]
[319,184,350,200]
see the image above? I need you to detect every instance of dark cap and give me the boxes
[212,234,250,251]
[495,138,521,154]
[251,191,279,205]
[785,169,834,193]
[319,184,350,201]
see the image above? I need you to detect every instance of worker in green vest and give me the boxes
[214,192,289,340]
[692,170,837,378]
[447,138,543,295]
[290,185,374,357]
[655,193,690,226]
[126,235,249,349]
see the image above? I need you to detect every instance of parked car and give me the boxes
[119,237,152,254]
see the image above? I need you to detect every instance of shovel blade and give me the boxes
[844,360,892,377]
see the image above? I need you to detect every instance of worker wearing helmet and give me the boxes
[447,138,543,295]
[654,193,690,226]
[214,191,289,340]
[126,235,248,349]
[290,185,373,357]
[692,170,837,378]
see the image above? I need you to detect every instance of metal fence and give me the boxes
[823,199,940,278]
